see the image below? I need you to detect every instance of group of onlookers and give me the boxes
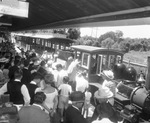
[0,41,119,123]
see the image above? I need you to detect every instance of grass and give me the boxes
[123,50,150,74]
[123,50,150,65]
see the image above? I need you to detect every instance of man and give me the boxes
[76,70,89,93]
[18,92,50,123]
[21,59,32,85]
[26,73,43,104]
[56,64,68,88]
[8,59,20,80]
[64,91,88,123]
[0,69,30,108]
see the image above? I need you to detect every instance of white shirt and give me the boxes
[58,84,72,97]
[30,81,42,93]
[33,103,44,111]
[57,69,68,87]
[0,79,30,104]
[76,75,89,93]
[85,91,92,101]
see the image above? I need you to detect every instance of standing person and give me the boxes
[101,70,116,103]
[91,85,117,123]
[18,92,50,123]
[42,73,58,123]
[0,69,30,110]
[26,73,43,104]
[83,87,92,119]
[21,59,32,85]
[58,76,72,122]
[76,70,89,93]
[56,64,68,88]
[67,59,80,91]
[8,59,20,80]
[64,91,88,123]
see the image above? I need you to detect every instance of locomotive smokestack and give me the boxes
[146,56,150,90]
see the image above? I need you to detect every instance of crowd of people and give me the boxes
[0,41,119,123]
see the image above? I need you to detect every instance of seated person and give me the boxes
[18,92,50,123]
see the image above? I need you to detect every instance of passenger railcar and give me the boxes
[15,34,74,55]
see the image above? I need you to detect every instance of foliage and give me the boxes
[66,28,81,39]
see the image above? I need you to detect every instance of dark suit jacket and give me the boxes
[64,105,87,123]
[21,68,32,84]
[18,105,50,123]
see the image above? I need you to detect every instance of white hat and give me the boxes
[94,85,113,99]
[101,70,114,80]
[92,118,113,123]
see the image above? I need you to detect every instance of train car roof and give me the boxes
[15,33,75,43]
[71,45,124,55]
[1,0,150,31]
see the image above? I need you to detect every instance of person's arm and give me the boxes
[0,83,8,95]
[52,90,58,113]
[21,85,31,105]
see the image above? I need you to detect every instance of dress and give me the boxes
[44,89,58,112]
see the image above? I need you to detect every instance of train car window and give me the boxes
[52,44,55,48]
[45,41,47,47]
[77,51,81,61]
[90,54,98,74]
[98,55,103,74]
[82,53,90,69]
[33,39,35,44]
[102,55,107,70]
[108,55,115,70]
[116,55,121,63]
[42,40,44,46]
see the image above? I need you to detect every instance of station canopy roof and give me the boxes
[1,0,150,31]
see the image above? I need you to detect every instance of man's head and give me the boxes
[24,60,30,68]
[34,92,46,105]
[44,73,54,85]
[70,91,85,109]
[14,69,23,79]
[33,74,43,84]
[56,64,63,71]
[63,76,69,84]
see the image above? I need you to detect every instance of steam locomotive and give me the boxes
[113,62,150,123]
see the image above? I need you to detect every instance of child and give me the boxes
[83,87,92,118]
[58,76,72,122]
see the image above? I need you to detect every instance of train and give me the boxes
[15,34,150,123]
[14,33,75,55]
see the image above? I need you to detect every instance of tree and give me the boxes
[67,28,81,39]
[101,38,114,49]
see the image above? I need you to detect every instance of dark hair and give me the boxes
[44,73,54,84]
[69,91,85,102]
[56,64,62,69]
[24,60,30,67]
[14,69,22,78]
[34,92,46,104]
[34,74,43,80]
[63,76,69,83]
[4,63,10,69]
[14,60,20,66]
[40,61,46,67]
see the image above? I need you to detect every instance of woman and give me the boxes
[42,73,58,122]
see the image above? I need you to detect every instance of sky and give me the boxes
[80,25,150,39]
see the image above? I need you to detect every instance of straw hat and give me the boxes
[101,70,114,80]
[94,85,113,99]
